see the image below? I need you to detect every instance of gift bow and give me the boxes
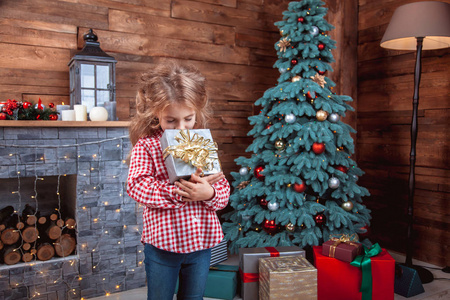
[328,233,359,258]
[163,129,219,171]
[350,243,382,300]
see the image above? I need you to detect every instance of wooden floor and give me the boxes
[91,251,450,300]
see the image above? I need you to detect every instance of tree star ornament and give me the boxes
[277,37,291,52]
[237,180,250,190]
[310,73,326,88]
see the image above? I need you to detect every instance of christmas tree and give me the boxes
[222,0,371,253]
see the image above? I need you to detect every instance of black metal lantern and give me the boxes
[68,29,117,120]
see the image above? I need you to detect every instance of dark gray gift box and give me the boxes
[238,246,305,300]
[160,129,221,183]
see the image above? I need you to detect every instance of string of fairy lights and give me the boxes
[0,134,145,299]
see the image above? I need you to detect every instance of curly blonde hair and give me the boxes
[129,63,212,146]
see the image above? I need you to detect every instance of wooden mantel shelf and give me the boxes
[0,120,130,127]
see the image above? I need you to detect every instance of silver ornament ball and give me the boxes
[280,68,287,74]
[285,113,296,124]
[353,175,359,181]
[239,167,249,176]
[328,113,340,123]
[341,201,354,212]
[267,201,280,211]
[309,26,319,36]
[328,177,340,189]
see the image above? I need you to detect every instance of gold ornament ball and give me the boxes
[341,201,354,211]
[275,139,285,151]
[316,110,328,121]
[292,76,301,82]
[286,222,295,233]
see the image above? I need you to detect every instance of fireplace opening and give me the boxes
[0,175,77,266]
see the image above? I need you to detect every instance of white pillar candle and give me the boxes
[89,106,109,121]
[56,104,70,121]
[61,110,76,121]
[74,105,87,121]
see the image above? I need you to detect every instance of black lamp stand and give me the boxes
[402,36,434,284]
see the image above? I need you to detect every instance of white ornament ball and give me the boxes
[353,175,359,181]
[328,113,340,123]
[280,68,287,74]
[89,106,109,121]
[328,177,340,189]
[310,26,319,36]
[341,201,354,212]
[267,201,280,212]
[239,167,249,176]
[285,113,296,124]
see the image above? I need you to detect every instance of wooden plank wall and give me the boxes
[0,0,357,188]
[357,0,450,266]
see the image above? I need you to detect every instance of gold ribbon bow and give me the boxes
[328,233,360,258]
[163,129,219,171]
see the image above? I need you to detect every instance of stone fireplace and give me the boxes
[0,124,145,299]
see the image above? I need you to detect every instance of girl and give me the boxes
[127,63,230,300]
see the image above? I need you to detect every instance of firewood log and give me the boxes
[54,234,76,257]
[22,226,39,243]
[22,204,37,226]
[2,245,21,265]
[36,243,55,261]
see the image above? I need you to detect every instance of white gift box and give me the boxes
[160,129,222,183]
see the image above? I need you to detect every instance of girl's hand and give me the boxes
[190,168,225,186]
[175,172,215,202]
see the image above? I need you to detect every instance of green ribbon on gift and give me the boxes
[350,243,382,300]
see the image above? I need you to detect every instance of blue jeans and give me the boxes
[144,244,211,300]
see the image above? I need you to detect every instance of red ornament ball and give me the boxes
[48,103,55,108]
[318,43,325,51]
[359,225,371,239]
[254,166,265,181]
[0,112,6,120]
[312,142,325,154]
[297,17,304,23]
[335,165,349,173]
[306,91,316,100]
[262,219,278,235]
[293,181,306,193]
[49,114,58,121]
[22,101,32,109]
[291,58,298,65]
[314,213,326,226]
[259,198,268,209]
[317,69,326,75]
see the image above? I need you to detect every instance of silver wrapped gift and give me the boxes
[160,129,222,183]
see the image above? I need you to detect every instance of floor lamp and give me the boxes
[380,1,450,284]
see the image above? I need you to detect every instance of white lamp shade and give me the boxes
[380,1,450,50]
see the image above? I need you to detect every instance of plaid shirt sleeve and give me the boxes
[127,137,186,209]
[202,177,230,211]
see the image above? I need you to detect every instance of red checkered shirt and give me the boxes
[127,130,230,253]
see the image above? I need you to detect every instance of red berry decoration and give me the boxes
[259,198,268,209]
[312,142,325,154]
[254,166,265,181]
[49,114,58,121]
[262,219,278,235]
[0,112,6,120]
[335,165,348,173]
[297,17,304,23]
[48,103,55,108]
[293,181,306,193]
[22,101,32,109]
[318,43,325,51]
[314,213,326,226]
[291,58,298,65]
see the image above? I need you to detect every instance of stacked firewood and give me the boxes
[0,204,77,265]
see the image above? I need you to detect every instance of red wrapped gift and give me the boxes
[313,245,394,300]
[322,234,362,263]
